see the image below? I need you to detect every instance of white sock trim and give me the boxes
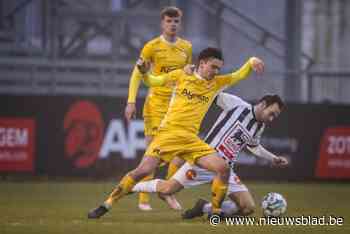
[132,179,160,193]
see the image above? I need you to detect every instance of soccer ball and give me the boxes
[261,192,287,217]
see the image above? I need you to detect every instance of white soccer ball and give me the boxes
[261,192,287,217]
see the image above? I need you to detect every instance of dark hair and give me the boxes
[258,94,285,110]
[197,47,223,62]
[160,6,182,19]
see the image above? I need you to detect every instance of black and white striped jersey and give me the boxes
[204,93,265,165]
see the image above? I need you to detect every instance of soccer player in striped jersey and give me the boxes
[88,47,264,219]
[132,92,288,218]
[125,6,192,211]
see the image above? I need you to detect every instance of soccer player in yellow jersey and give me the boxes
[88,47,264,219]
[124,6,192,211]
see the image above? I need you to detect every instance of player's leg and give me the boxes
[132,162,204,210]
[227,173,255,216]
[182,199,239,219]
[133,161,214,194]
[189,191,254,218]
[157,156,185,210]
[182,173,252,218]
[166,156,185,179]
[88,155,160,219]
[228,191,255,216]
[138,135,154,211]
[195,153,230,214]
[159,157,186,210]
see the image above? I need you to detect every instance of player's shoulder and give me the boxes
[176,37,192,49]
[143,36,162,48]
[219,92,250,107]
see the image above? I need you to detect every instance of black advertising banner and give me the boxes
[0,95,146,178]
[1,95,350,180]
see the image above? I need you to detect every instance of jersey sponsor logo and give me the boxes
[181,88,209,103]
[217,123,250,161]
[218,144,236,161]
[160,65,181,73]
[64,101,104,169]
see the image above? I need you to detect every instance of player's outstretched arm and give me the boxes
[217,57,264,87]
[230,57,264,85]
[247,144,288,167]
[142,73,169,87]
[134,58,169,87]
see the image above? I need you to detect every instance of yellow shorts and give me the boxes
[144,129,216,165]
[143,93,171,137]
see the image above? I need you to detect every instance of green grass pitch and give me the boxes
[1,181,349,234]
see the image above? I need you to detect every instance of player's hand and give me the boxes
[136,58,150,74]
[124,103,136,123]
[250,57,264,75]
[183,64,195,75]
[272,156,288,167]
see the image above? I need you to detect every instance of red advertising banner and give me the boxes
[315,127,350,178]
[0,118,36,172]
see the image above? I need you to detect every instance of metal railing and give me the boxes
[0,57,145,97]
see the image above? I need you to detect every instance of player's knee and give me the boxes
[217,164,230,181]
[158,180,180,195]
[170,157,185,167]
[240,201,256,216]
[158,186,174,195]
[130,167,153,181]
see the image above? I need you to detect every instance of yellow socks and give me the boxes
[138,173,154,204]
[166,162,179,180]
[104,175,136,208]
[211,178,228,214]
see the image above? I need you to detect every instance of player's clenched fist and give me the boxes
[272,156,289,167]
[249,57,264,75]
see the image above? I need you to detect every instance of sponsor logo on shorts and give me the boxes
[185,169,197,180]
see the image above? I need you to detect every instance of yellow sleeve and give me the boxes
[187,45,193,64]
[127,42,154,103]
[143,69,181,87]
[216,58,254,88]
[127,66,142,103]
[143,73,168,87]
[140,42,153,62]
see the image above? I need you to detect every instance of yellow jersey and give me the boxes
[127,35,192,102]
[144,59,254,134]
